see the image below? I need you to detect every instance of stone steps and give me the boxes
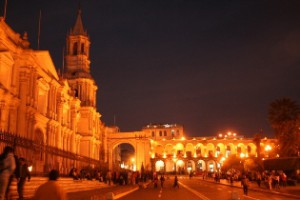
[8,177,109,200]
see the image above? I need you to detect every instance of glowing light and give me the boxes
[240,153,245,158]
[265,145,272,151]
[28,165,33,172]
[181,136,185,140]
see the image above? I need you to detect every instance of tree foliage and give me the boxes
[268,98,300,157]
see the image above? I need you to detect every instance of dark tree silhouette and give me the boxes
[268,98,300,157]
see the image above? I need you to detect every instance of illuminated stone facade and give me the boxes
[0,9,106,175]
[107,124,276,173]
[149,133,276,173]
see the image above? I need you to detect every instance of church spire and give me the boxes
[71,4,87,36]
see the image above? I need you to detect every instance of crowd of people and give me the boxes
[70,167,152,186]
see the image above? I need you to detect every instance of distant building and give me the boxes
[142,124,184,139]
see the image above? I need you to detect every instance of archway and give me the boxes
[207,160,217,173]
[155,160,165,172]
[196,160,206,173]
[176,159,185,174]
[185,143,194,157]
[186,160,195,174]
[112,143,136,171]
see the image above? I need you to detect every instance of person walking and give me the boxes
[153,175,158,188]
[16,158,31,200]
[173,175,179,188]
[0,146,16,200]
[241,175,250,195]
[160,175,165,188]
[106,170,112,185]
[256,172,262,187]
[33,169,68,200]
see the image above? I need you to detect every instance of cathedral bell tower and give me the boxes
[64,6,97,107]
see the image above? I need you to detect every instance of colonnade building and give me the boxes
[0,8,276,175]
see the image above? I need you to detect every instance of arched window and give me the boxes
[81,43,85,54]
[73,42,78,55]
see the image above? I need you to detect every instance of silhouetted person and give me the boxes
[33,169,68,200]
[173,175,179,188]
[241,175,250,195]
[0,146,16,200]
[16,157,31,200]
[160,175,165,188]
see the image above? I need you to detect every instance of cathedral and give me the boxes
[0,8,107,175]
[0,7,276,176]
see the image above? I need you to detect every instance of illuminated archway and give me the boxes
[237,143,246,157]
[206,143,215,157]
[112,143,136,171]
[186,160,195,173]
[197,160,206,172]
[155,160,165,172]
[226,143,236,156]
[247,143,256,156]
[185,143,194,157]
[195,144,205,157]
[207,160,217,172]
[165,144,174,156]
[175,143,184,156]
[216,143,226,157]
[176,159,185,173]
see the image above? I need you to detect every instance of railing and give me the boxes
[0,130,104,175]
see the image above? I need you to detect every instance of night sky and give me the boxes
[3,0,300,137]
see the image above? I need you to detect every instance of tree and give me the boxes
[268,98,300,157]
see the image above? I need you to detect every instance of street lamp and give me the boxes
[131,157,136,171]
[264,145,272,157]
